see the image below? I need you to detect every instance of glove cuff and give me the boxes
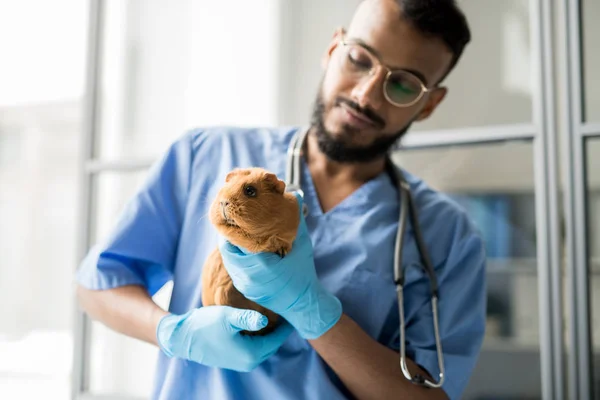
[156,313,184,358]
[283,283,342,340]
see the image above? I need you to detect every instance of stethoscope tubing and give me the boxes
[285,127,445,389]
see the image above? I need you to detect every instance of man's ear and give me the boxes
[321,27,344,69]
[415,87,447,121]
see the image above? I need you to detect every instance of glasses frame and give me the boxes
[336,28,435,108]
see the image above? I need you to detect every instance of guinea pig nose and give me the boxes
[220,200,231,221]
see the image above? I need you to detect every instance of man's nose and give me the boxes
[351,70,385,110]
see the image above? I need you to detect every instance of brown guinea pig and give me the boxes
[200,167,300,335]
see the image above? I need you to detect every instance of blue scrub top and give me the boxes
[76,126,487,400]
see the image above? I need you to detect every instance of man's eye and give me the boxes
[244,185,257,197]
[347,50,371,69]
[349,55,370,68]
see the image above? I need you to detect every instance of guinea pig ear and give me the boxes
[225,168,249,182]
[225,171,237,182]
[263,172,286,194]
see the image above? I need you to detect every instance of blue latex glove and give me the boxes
[156,305,293,372]
[218,192,342,340]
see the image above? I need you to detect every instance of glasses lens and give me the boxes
[385,71,423,105]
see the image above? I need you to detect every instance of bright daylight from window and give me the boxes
[0,1,88,399]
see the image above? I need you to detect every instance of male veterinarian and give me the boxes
[75,1,487,399]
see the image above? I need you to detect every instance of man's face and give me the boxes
[311,0,454,163]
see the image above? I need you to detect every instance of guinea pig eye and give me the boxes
[244,185,257,197]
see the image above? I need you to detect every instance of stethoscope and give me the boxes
[285,127,445,389]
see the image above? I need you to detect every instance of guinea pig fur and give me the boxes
[201,167,300,335]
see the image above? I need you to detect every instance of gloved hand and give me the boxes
[218,192,342,340]
[156,305,293,372]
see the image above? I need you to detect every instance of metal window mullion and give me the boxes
[559,4,578,399]
[561,0,592,398]
[532,134,557,400]
[73,0,104,399]
[398,123,535,149]
[531,0,562,398]
[539,0,566,397]
[85,159,155,173]
[581,129,600,138]
[581,123,600,136]
[574,135,592,398]
[569,0,593,397]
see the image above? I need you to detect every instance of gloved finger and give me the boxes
[218,238,244,255]
[221,245,284,272]
[218,241,252,269]
[297,211,309,235]
[290,194,309,231]
[293,190,304,207]
[251,320,294,354]
[226,308,268,332]
[291,215,312,249]
[219,237,256,258]
[293,191,308,219]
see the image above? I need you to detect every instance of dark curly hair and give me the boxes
[396,0,471,83]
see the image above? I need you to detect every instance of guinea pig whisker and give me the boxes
[197,211,210,224]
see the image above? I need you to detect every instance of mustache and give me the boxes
[335,97,385,129]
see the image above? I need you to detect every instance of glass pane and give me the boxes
[413,0,532,131]
[583,0,600,122]
[0,1,88,399]
[87,171,173,397]
[95,0,281,160]
[586,139,600,398]
[391,141,540,399]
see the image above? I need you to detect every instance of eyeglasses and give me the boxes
[336,30,433,108]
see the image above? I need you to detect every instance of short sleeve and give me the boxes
[75,132,195,296]
[390,213,487,400]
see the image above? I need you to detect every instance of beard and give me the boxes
[309,88,412,164]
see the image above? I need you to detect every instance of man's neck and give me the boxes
[304,129,387,185]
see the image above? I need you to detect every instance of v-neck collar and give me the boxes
[299,156,397,218]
